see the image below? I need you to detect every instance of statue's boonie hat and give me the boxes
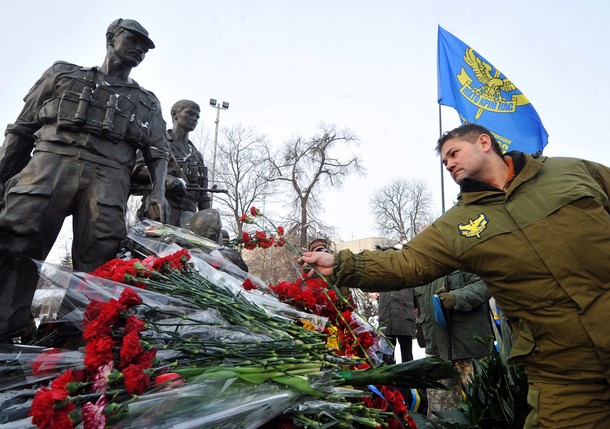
[107,18,155,49]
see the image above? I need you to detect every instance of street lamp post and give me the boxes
[209,98,229,188]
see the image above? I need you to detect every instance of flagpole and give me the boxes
[438,104,446,214]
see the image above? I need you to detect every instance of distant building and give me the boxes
[332,236,393,253]
[331,235,426,359]
[330,236,394,324]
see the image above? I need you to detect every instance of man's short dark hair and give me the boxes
[436,123,503,157]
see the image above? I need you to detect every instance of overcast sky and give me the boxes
[2,1,609,260]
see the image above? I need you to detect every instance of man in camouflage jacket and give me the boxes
[301,123,610,428]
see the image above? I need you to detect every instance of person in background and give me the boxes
[219,228,248,272]
[299,123,610,428]
[308,238,331,254]
[306,238,350,298]
[133,99,209,226]
[221,229,230,246]
[377,289,415,364]
[0,18,170,343]
[303,238,330,276]
[415,271,492,417]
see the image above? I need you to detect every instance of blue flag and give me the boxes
[437,26,548,154]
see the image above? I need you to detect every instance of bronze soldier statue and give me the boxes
[132,99,211,226]
[0,18,170,343]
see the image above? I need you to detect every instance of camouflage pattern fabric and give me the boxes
[426,359,474,418]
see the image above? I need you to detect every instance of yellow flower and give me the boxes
[301,320,317,331]
[326,325,339,351]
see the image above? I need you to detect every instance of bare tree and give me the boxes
[189,123,214,161]
[212,124,275,241]
[269,123,365,249]
[59,241,73,269]
[369,178,434,242]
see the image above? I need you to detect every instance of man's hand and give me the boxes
[436,287,457,310]
[298,251,335,277]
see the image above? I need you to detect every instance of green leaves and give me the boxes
[338,357,458,390]
[272,376,322,398]
[420,336,529,429]
[176,363,324,397]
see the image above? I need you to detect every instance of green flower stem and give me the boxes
[143,273,323,342]
[250,213,385,366]
[172,363,325,397]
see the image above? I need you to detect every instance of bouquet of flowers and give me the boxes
[0,212,457,429]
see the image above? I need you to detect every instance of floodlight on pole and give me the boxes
[209,98,229,187]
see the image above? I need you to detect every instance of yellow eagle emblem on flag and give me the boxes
[458,213,488,239]
[464,48,517,101]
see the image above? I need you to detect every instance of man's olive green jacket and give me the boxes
[332,152,610,384]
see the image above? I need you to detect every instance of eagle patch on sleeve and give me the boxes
[458,213,488,239]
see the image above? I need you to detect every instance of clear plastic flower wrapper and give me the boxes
[0,345,84,392]
[126,219,329,328]
[30,242,327,344]
[0,345,84,427]
[113,378,300,428]
[2,215,457,429]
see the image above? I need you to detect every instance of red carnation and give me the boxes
[354,362,371,370]
[50,369,76,401]
[358,331,375,349]
[32,348,63,375]
[260,236,274,249]
[90,259,136,284]
[29,387,76,429]
[29,388,54,427]
[120,331,144,367]
[242,278,257,291]
[362,395,374,408]
[175,248,191,263]
[82,299,119,341]
[118,287,143,309]
[382,386,407,415]
[82,300,104,330]
[152,249,191,273]
[125,315,146,334]
[123,364,150,395]
[154,372,184,389]
[84,336,115,372]
[133,348,157,368]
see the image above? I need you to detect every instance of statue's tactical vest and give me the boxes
[37,65,150,144]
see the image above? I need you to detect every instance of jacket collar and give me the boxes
[458,151,546,204]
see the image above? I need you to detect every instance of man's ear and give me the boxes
[478,133,493,153]
[170,110,178,121]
